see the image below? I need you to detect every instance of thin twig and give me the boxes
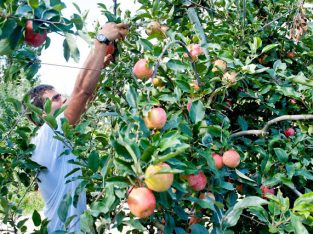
[284,184,303,197]
[231,114,313,138]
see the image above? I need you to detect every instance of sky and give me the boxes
[39,0,139,95]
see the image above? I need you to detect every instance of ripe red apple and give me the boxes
[25,20,47,47]
[144,107,167,130]
[144,163,174,192]
[133,59,153,80]
[222,72,237,85]
[187,171,207,191]
[261,185,275,199]
[287,51,296,59]
[212,153,223,169]
[127,187,156,218]
[184,43,203,61]
[284,128,295,137]
[189,216,201,225]
[105,44,115,55]
[236,184,243,194]
[212,59,227,72]
[222,149,241,168]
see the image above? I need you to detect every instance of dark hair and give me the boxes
[24,84,54,126]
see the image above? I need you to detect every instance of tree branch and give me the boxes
[231,114,313,138]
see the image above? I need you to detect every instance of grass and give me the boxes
[20,191,44,215]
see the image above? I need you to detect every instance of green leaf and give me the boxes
[28,0,39,9]
[138,38,153,51]
[155,143,189,164]
[32,210,41,227]
[44,114,57,129]
[44,99,52,114]
[80,211,96,234]
[64,33,80,62]
[0,39,12,55]
[237,116,248,131]
[235,169,256,183]
[167,59,187,72]
[274,148,288,163]
[233,196,268,210]
[126,86,138,108]
[222,208,243,229]
[57,193,72,222]
[189,100,205,124]
[261,44,279,53]
[190,224,208,234]
[294,192,313,209]
[88,151,99,172]
[291,213,309,234]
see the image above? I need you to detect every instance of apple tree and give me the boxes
[1,0,313,233]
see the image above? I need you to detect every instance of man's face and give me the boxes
[42,89,67,114]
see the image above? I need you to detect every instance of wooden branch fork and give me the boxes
[230,114,313,138]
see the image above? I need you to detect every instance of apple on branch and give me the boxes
[24,20,47,47]
[127,187,156,218]
[144,107,167,130]
[187,171,207,191]
[222,149,241,168]
[144,163,174,192]
[133,59,153,80]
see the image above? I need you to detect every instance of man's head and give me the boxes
[25,84,67,126]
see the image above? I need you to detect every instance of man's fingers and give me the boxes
[117,23,129,29]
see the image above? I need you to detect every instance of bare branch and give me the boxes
[231,114,313,138]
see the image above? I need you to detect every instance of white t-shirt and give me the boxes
[31,113,86,233]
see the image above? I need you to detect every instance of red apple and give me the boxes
[105,44,115,55]
[236,184,243,194]
[144,163,174,192]
[184,44,203,61]
[222,72,237,85]
[127,187,156,218]
[144,107,167,130]
[187,101,192,112]
[284,128,295,137]
[261,185,275,199]
[212,153,223,169]
[212,59,227,72]
[133,59,153,80]
[25,20,47,47]
[189,216,201,225]
[287,51,296,59]
[222,149,241,168]
[187,171,207,191]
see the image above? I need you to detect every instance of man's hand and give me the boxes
[100,22,129,41]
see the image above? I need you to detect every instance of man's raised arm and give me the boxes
[64,23,128,125]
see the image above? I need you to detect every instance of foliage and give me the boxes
[1,0,313,233]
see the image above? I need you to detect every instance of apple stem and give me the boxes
[230,114,313,138]
[150,40,201,87]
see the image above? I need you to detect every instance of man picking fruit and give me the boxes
[24,22,128,233]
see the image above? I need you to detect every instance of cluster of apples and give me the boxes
[211,149,241,169]
[127,163,174,218]
[212,59,238,85]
